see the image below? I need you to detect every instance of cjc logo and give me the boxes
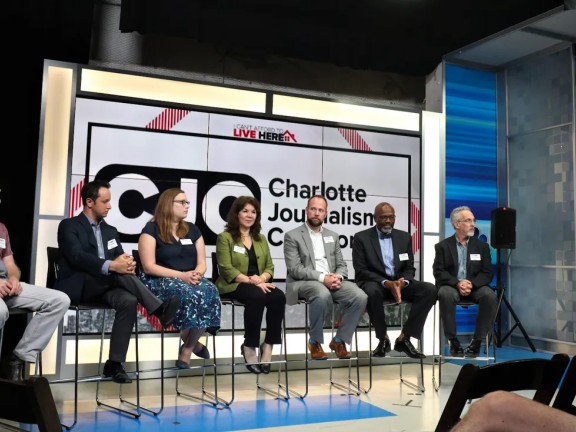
[95,164,260,245]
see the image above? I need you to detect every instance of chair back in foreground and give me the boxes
[553,355,576,415]
[435,353,570,432]
[0,376,62,432]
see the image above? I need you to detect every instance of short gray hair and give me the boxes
[450,206,471,226]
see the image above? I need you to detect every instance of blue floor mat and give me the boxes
[63,395,394,431]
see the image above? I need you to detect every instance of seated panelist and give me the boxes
[433,205,497,357]
[55,179,180,383]
[138,188,221,369]
[352,202,437,359]
[215,196,285,375]
[284,195,367,361]
[0,211,70,381]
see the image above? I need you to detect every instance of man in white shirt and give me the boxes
[284,195,367,360]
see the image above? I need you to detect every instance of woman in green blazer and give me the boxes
[215,196,286,374]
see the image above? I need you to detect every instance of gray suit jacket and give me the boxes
[284,223,348,305]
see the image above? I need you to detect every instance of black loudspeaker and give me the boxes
[490,207,516,249]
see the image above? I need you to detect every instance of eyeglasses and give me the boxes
[458,218,476,224]
[378,215,396,221]
[173,200,190,206]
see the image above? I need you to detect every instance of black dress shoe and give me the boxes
[241,344,261,374]
[394,338,426,359]
[8,354,24,382]
[464,338,482,358]
[103,360,133,384]
[372,336,391,357]
[154,295,181,328]
[448,338,464,357]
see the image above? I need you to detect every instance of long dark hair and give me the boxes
[224,196,262,241]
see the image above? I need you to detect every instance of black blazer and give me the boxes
[432,234,493,289]
[54,213,125,304]
[352,226,416,287]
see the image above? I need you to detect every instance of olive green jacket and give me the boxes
[215,231,274,295]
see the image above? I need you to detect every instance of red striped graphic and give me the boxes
[338,128,372,152]
[137,305,174,331]
[69,179,85,217]
[337,128,421,254]
[411,201,421,253]
[146,108,191,130]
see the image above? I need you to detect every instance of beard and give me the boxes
[307,217,323,228]
[379,226,393,234]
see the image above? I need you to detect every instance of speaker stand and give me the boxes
[495,249,536,351]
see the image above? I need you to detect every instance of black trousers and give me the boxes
[361,279,437,340]
[221,284,286,348]
[82,273,163,363]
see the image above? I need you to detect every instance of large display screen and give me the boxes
[65,98,422,332]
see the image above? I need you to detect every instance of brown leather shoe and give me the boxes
[329,339,351,359]
[308,342,328,360]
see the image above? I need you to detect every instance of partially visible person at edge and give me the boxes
[0,205,70,381]
[450,390,576,432]
[352,202,437,359]
[284,195,368,361]
[138,188,221,369]
[433,205,497,358]
[55,179,180,383]
[215,196,285,374]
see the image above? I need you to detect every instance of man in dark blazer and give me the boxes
[284,195,367,360]
[55,179,180,383]
[353,202,437,359]
[433,205,497,357]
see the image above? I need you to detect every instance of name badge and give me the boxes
[0,238,5,249]
[470,254,481,261]
[107,239,118,249]
[233,245,246,254]
[323,236,334,243]
[180,238,193,245]
[399,253,409,261]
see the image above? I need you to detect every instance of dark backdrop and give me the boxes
[2,1,94,281]
[0,0,93,374]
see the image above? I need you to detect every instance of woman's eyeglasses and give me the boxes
[173,200,190,206]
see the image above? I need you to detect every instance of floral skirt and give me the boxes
[140,274,221,331]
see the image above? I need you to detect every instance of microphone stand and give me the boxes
[494,248,536,351]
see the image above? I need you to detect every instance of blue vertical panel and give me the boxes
[445,64,498,333]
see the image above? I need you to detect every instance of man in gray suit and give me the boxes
[284,195,367,360]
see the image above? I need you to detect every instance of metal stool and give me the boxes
[432,301,496,391]
[212,252,290,406]
[46,246,143,430]
[366,301,425,393]
[288,298,365,399]
[131,249,220,414]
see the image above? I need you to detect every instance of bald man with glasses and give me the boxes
[433,205,497,357]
